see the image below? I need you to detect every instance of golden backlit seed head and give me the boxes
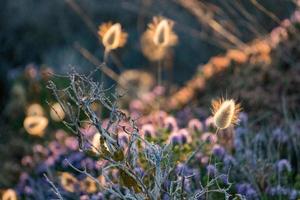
[23,115,49,137]
[149,17,177,48]
[2,189,18,200]
[98,22,127,51]
[92,132,108,154]
[50,102,65,122]
[80,177,97,193]
[60,172,78,193]
[211,98,241,130]
[153,19,171,46]
[141,16,178,61]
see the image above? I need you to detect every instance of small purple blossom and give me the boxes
[163,116,178,132]
[206,164,217,177]
[141,124,156,138]
[188,118,203,132]
[272,128,288,144]
[212,145,226,159]
[275,159,292,173]
[236,183,259,200]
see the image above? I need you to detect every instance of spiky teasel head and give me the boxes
[98,22,127,51]
[211,98,241,130]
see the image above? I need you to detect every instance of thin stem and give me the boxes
[157,59,163,87]
[206,128,220,200]
[101,48,110,83]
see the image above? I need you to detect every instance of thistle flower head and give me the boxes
[98,22,127,51]
[211,98,241,130]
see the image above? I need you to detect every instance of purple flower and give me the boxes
[272,128,288,144]
[169,129,192,145]
[170,134,182,145]
[24,186,33,195]
[65,137,79,151]
[212,145,225,159]
[239,112,248,125]
[234,138,243,151]
[163,116,178,132]
[62,152,85,168]
[206,164,217,177]
[118,131,129,147]
[267,185,289,196]
[204,116,214,130]
[162,194,171,200]
[81,158,95,171]
[91,192,104,200]
[235,127,248,138]
[223,155,235,169]
[152,85,165,96]
[289,189,298,200]
[275,159,292,173]
[134,167,144,177]
[141,124,156,138]
[176,164,194,176]
[219,174,229,185]
[188,118,203,132]
[49,141,65,156]
[291,11,300,23]
[237,183,258,200]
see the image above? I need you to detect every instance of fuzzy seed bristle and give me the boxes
[98,22,127,51]
[211,98,241,129]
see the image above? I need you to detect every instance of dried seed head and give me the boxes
[50,102,65,122]
[140,16,177,61]
[98,22,127,51]
[2,189,17,200]
[92,132,109,154]
[23,115,49,136]
[153,19,171,46]
[211,98,241,129]
[26,103,44,116]
[60,172,78,193]
[80,177,97,193]
[150,17,177,47]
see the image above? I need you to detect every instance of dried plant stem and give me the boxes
[73,43,124,87]
[65,0,98,36]
[157,59,163,87]
[43,174,64,200]
[102,48,110,83]
[250,0,281,24]
[206,128,219,200]
[177,0,247,48]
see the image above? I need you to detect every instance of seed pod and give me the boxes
[98,22,127,51]
[211,98,241,129]
[23,115,49,136]
[2,189,17,200]
[50,102,65,122]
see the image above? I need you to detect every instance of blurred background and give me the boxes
[0,0,300,198]
[0,0,295,106]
